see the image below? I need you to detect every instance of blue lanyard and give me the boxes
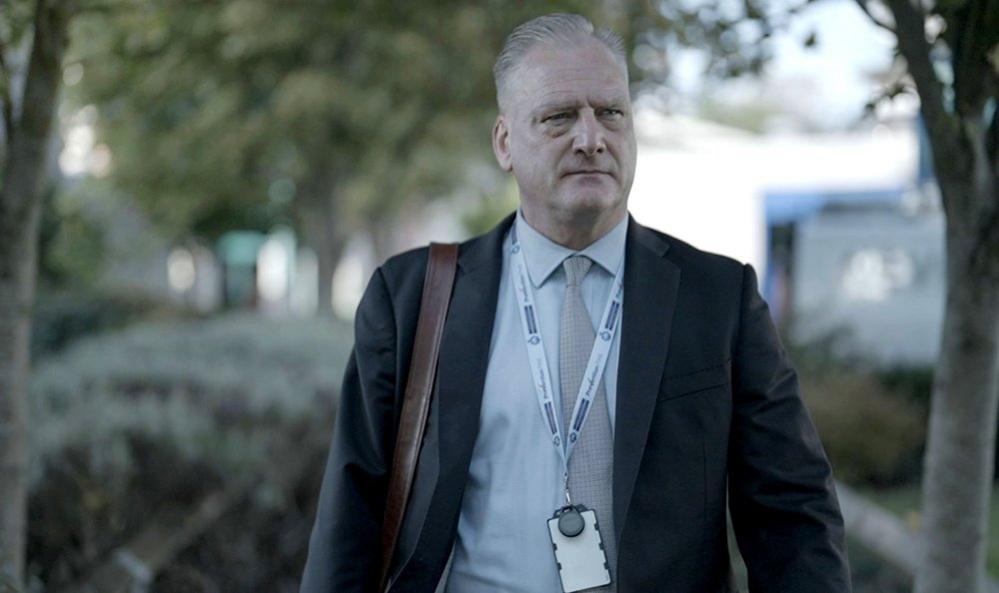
[509,226,624,498]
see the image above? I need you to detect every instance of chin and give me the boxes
[558,191,621,217]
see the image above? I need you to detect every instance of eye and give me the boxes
[544,112,573,123]
[599,108,624,118]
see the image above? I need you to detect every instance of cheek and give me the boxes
[614,134,638,171]
[517,146,557,177]
[511,153,549,193]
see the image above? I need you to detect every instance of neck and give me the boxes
[520,203,626,250]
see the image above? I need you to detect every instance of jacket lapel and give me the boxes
[612,216,680,548]
[436,214,511,479]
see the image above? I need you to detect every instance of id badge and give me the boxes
[547,505,611,592]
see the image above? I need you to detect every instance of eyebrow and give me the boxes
[533,101,579,118]
[533,97,629,118]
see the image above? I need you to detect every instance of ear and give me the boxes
[492,115,513,172]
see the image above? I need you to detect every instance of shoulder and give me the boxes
[370,223,499,311]
[378,245,431,298]
[637,223,747,283]
[378,215,510,299]
[631,221,756,323]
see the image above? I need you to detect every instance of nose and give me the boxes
[571,109,606,157]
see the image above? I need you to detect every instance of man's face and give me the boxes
[492,37,637,224]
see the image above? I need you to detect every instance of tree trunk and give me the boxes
[0,1,72,589]
[876,0,999,588]
[915,207,999,593]
[369,215,397,266]
[297,195,347,318]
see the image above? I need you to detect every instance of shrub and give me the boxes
[26,313,351,591]
[31,288,188,361]
[801,371,926,486]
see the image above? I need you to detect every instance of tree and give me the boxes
[0,0,75,590]
[639,0,998,585]
[68,1,599,313]
[851,0,999,590]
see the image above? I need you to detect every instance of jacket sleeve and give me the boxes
[300,267,399,593]
[727,263,852,592]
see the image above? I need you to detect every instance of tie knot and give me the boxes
[563,255,593,287]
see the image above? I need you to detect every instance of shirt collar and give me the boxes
[514,207,628,288]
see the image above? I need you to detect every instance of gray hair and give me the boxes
[494,13,627,111]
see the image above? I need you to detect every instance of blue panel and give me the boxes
[764,188,906,226]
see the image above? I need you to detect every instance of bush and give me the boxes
[31,288,189,361]
[801,371,926,486]
[26,313,352,592]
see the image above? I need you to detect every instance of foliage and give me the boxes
[460,178,520,236]
[0,0,36,167]
[25,313,351,590]
[65,1,593,241]
[876,365,934,407]
[30,287,185,361]
[36,183,107,289]
[32,180,187,360]
[155,463,327,593]
[60,0,795,242]
[784,321,928,485]
[801,371,926,486]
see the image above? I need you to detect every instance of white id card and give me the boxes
[547,507,611,592]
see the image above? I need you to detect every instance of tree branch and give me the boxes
[987,96,998,174]
[884,0,950,131]
[851,0,897,34]
[77,0,337,13]
[951,0,996,119]
[973,70,999,260]
[884,0,962,210]
[0,0,72,231]
[0,34,13,151]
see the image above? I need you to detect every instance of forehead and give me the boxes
[506,38,629,112]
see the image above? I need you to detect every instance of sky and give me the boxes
[669,0,915,130]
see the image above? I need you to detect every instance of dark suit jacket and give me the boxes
[300,212,850,593]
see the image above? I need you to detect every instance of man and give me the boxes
[300,13,850,593]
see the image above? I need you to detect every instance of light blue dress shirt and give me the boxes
[443,209,627,593]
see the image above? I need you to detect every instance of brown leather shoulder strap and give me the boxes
[378,242,459,592]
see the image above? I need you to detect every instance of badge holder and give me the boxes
[547,504,611,592]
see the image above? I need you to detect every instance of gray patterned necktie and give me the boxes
[559,255,616,590]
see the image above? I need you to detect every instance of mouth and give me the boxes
[564,170,611,178]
